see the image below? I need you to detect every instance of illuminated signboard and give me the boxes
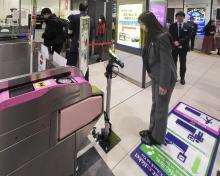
[187,8,206,35]
[117,4,143,48]
[112,3,116,14]
[150,1,167,26]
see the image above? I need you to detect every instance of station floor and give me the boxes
[86,51,220,176]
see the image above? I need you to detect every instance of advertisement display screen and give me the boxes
[149,1,167,26]
[117,4,143,48]
[187,8,206,35]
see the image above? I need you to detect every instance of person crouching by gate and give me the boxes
[96,15,106,62]
[41,8,65,54]
[138,11,177,146]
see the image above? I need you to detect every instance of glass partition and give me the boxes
[0,0,20,25]
[0,0,31,37]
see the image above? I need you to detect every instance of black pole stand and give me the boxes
[92,58,122,153]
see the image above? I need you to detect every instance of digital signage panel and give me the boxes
[150,1,167,26]
[187,8,206,35]
[117,4,143,48]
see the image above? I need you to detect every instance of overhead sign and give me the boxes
[117,4,143,48]
[131,102,220,176]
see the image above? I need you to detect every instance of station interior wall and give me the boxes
[0,0,60,26]
[168,0,183,8]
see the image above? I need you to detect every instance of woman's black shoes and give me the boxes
[139,130,152,137]
[139,130,162,146]
[180,79,185,85]
[141,133,161,146]
[96,57,102,62]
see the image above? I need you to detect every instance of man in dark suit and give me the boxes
[188,17,198,51]
[169,11,192,85]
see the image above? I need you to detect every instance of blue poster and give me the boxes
[187,8,206,35]
[112,3,116,14]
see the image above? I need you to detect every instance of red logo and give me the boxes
[40,55,43,65]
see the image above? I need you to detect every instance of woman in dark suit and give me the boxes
[138,11,177,146]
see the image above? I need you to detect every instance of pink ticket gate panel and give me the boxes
[0,67,103,176]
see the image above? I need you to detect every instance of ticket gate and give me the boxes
[0,67,103,176]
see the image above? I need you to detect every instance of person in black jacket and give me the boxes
[138,11,177,146]
[41,8,64,54]
[188,17,198,51]
[202,20,216,54]
[169,11,192,85]
[67,3,88,66]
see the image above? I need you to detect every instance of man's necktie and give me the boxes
[178,23,182,37]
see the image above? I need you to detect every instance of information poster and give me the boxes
[149,0,167,26]
[112,2,117,16]
[117,4,143,48]
[187,8,206,35]
[79,16,90,76]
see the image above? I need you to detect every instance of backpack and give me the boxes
[57,17,70,40]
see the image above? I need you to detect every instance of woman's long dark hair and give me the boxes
[206,20,215,27]
[204,20,215,32]
[138,11,165,46]
[99,15,106,24]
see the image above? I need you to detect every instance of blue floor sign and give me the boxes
[131,102,220,176]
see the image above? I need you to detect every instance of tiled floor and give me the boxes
[88,51,220,176]
[78,147,114,176]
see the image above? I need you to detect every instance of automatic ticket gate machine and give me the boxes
[0,67,104,176]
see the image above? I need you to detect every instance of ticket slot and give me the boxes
[9,83,35,98]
